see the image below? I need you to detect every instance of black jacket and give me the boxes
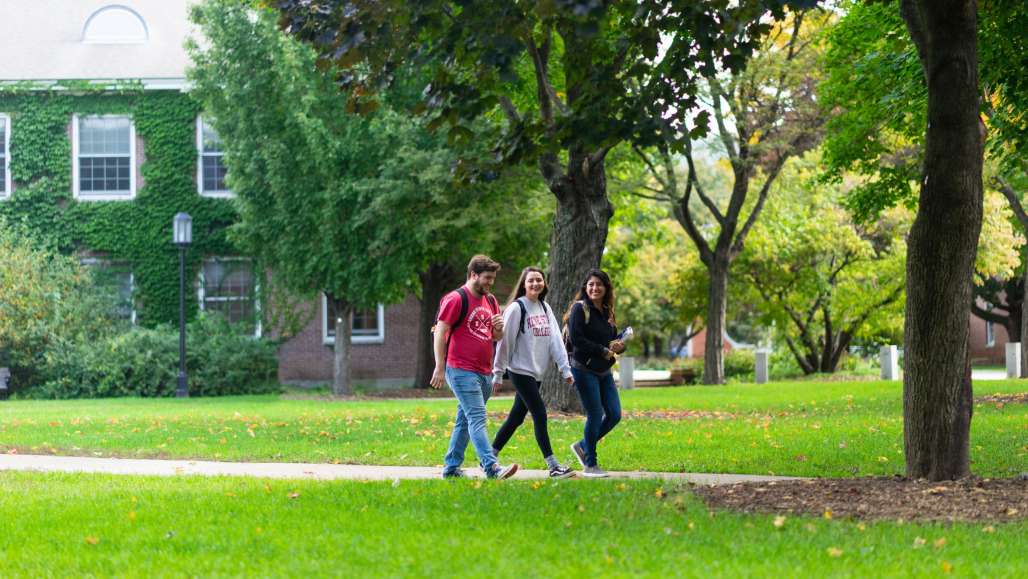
[568,301,618,373]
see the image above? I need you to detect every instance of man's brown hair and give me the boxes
[467,254,500,276]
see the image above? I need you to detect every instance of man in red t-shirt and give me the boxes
[431,255,519,480]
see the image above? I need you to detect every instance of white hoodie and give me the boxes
[492,297,573,383]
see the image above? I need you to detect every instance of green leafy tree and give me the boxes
[274,0,818,409]
[630,10,828,383]
[736,153,907,374]
[188,0,550,394]
[822,0,1027,479]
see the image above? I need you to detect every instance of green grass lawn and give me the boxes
[1,472,1023,578]
[1,380,1025,478]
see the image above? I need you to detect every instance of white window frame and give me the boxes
[196,116,233,198]
[197,257,261,337]
[985,321,995,348]
[72,114,137,201]
[0,113,10,199]
[321,294,386,345]
[80,258,137,325]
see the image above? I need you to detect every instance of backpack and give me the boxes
[433,287,499,358]
[561,300,589,355]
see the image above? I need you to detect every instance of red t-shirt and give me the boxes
[438,288,499,375]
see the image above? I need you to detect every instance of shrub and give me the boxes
[0,222,120,393]
[30,314,279,399]
[672,349,757,381]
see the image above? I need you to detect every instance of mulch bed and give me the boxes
[975,392,1028,406]
[692,476,1028,523]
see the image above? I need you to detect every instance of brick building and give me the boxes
[0,0,421,387]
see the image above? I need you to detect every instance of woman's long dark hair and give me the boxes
[563,269,616,326]
[507,266,548,307]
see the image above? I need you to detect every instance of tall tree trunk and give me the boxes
[414,263,459,388]
[329,295,353,397]
[642,337,651,359]
[653,336,664,358]
[540,150,612,412]
[900,0,982,481]
[703,256,729,384]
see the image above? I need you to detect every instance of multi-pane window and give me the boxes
[197,117,230,196]
[82,260,136,324]
[323,295,385,344]
[74,115,135,199]
[0,114,9,197]
[200,259,258,336]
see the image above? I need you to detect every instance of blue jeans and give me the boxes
[443,366,498,475]
[572,368,622,468]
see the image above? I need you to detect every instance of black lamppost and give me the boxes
[173,213,192,398]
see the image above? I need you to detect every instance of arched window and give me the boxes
[82,5,148,44]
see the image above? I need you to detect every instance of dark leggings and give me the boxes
[492,372,553,459]
[571,367,622,467]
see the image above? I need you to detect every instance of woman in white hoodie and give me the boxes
[491,267,575,478]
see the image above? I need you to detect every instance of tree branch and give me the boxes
[993,175,1028,230]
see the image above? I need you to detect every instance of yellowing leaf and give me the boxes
[823,509,833,520]
[826,547,843,558]
[773,515,787,528]
[288,491,300,499]
[913,537,926,549]
[941,561,953,574]
[654,488,665,498]
[85,536,100,545]
[933,538,947,549]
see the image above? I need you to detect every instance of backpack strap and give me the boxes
[438,287,470,359]
[516,297,528,335]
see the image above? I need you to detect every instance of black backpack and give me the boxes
[434,287,499,357]
[562,300,589,355]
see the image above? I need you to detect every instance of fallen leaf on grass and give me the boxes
[288,492,300,499]
[826,547,842,558]
[773,515,786,529]
[85,536,100,545]
[823,509,833,520]
[983,526,995,533]
[941,561,953,574]
[913,537,926,549]
[654,488,665,498]
[933,538,946,549]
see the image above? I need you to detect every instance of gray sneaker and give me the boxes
[582,466,609,478]
[442,468,466,479]
[487,463,519,480]
[570,441,586,468]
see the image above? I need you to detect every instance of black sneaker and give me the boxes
[570,441,586,468]
[548,464,575,479]
[442,468,466,479]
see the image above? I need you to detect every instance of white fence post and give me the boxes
[619,356,635,390]
[755,350,770,384]
[880,346,900,380]
[1006,342,1021,378]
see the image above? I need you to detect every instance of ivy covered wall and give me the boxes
[0,88,240,326]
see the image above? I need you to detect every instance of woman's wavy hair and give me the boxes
[507,266,548,307]
[563,269,616,326]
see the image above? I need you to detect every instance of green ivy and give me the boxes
[0,89,239,326]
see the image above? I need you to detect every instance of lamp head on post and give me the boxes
[173,212,192,246]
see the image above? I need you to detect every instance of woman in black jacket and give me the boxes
[564,269,625,478]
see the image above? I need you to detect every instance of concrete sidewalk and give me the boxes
[0,454,799,485]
